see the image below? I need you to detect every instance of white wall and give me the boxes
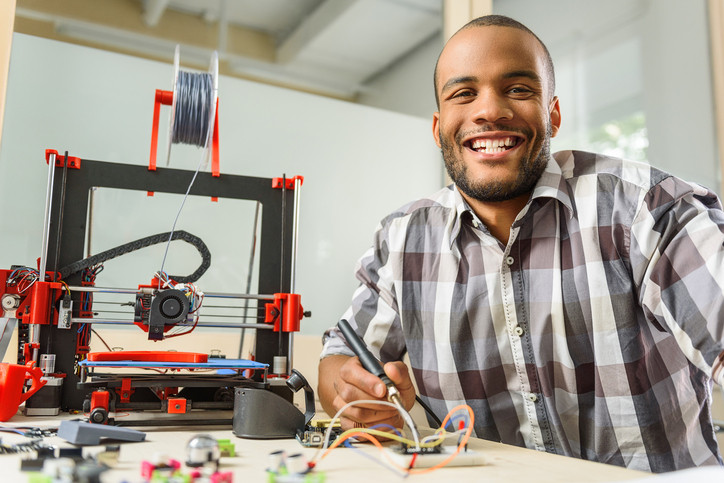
[640,0,719,185]
[0,34,442,347]
[494,0,719,190]
[358,33,442,120]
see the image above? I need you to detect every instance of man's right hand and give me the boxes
[318,354,416,431]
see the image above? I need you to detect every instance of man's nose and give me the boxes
[471,90,513,123]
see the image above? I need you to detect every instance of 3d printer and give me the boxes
[0,147,308,428]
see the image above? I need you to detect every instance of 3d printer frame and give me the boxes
[15,151,303,418]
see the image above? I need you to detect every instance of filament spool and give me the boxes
[165,46,219,168]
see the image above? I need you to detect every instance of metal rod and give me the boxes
[34,151,57,363]
[239,200,261,358]
[291,177,301,294]
[280,174,286,293]
[67,285,274,299]
[51,152,70,281]
[39,152,56,279]
[69,318,274,330]
[200,292,274,299]
[67,286,140,295]
[92,310,264,320]
[288,176,302,372]
[87,301,265,311]
[279,174,286,356]
[86,187,97,258]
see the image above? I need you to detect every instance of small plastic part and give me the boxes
[167,397,187,414]
[268,450,286,472]
[285,453,308,474]
[118,377,134,403]
[217,439,235,457]
[271,175,304,190]
[264,293,304,332]
[90,390,110,412]
[45,149,81,169]
[185,434,220,468]
[141,456,180,480]
[87,351,208,363]
[148,89,174,172]
[28,281,64,326]
[57,420,146,445]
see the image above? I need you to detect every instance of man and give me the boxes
[318,15,724,473]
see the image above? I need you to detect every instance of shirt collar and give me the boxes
[530,154,575,216]
[447,153,575,247]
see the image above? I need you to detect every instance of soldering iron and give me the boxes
[337,319,403,407]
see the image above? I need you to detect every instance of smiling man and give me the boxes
[318,15,724,473]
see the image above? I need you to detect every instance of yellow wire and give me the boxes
[316,404,475,476]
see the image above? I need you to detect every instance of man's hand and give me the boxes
[318,354,416,431]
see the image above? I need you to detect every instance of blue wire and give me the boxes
[367,424,402,437]
[445,412,471,431]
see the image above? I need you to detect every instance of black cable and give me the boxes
[58,230,211,283]
[415,395,443,427]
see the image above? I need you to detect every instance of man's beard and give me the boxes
[441,123,552,202]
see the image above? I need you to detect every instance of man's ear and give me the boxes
[432,111,442,147]
[549,96,561,138]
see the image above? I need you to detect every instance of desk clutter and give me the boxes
[2,390,482,482]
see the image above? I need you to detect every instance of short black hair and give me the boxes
[433,15,556,108]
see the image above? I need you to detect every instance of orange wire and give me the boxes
[408,404,474,475]
[317,404,475,476]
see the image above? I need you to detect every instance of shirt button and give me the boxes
[506,256,514,265]
[514,326,524,337]
[528,394,538,403]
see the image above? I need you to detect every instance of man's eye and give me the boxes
[451,90,474,99]
[509,87,533,95]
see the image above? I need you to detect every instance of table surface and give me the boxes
[0,413,662,483]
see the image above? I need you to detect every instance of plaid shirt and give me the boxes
[321,150,724,473]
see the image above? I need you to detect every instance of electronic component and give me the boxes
[57,296,72,329]
[383,445,486,468]
[267,450,324,483]
[296,419,341,448]
[0,439,52,455]
[295,424,342,448]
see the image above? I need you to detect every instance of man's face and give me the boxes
[432,26,561,202]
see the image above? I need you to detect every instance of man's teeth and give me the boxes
[470,137,517,153]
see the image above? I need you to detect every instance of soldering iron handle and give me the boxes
[338,319,386,379]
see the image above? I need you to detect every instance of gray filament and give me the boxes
[158,68,215,283]
[172,70,214,147]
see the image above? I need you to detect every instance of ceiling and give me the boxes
[13,0,444,100]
